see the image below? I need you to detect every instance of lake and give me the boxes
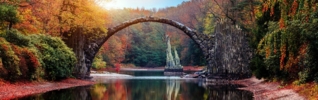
[17,71,253,100]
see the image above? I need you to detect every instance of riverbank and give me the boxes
[100,66,204,72]
[0,78,95,100]
[0,71,133,100]
[232,77,305,100]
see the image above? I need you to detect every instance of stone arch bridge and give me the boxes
[77,16,251,79]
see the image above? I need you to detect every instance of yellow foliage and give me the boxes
[90,84,107,100]
[59,0,109,36]
[11,0,110,36]
[92,54,107,70]
[14,6,39,34]
[293,82,318,99]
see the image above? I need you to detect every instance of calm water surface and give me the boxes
[18,71,253,100]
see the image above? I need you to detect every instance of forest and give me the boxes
[0,0,318,91]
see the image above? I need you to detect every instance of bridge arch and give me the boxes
[103,16,204,47]
[82,16,212,77]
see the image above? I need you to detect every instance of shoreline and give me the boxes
[0,72,131,100]
[102,66,204,72]
[0,78,95,100]
[231,77,305,100]
[0,74,306,100]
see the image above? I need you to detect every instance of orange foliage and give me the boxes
[265,46,270,58]
[262,3,269,12]
[279,18,285,29]
[280,45,286,70]
[285,54,298,73]
[290,0,299,16]
[281,43,308,75]
[291,82,318,99]
[23,48,41,69]
[1,44,9,51]
[14,2,39,34]
[6,0,109,36]
[102,80,128,100]
[298,43,308,56]
[10,44,41,79]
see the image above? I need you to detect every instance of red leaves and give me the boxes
[23,48,40,68]
[0,78,94,99]
[1,43,41,80]
[115,63,121,73]
[290,0,299,16]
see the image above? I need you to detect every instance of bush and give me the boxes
[0,35,43,81]
[0,30,76,81]
[2,30,30,47]
[0,37,20,81]
[92,55,106,70]
[30,35,76,80]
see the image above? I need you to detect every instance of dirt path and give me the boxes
[0,78,94,100]
[232,77,305,100]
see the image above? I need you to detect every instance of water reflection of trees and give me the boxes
[91,80,128,100]
[22,86,93,100]
[206,85,253,100]
[20,79,253,100]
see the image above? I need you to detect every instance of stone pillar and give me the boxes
[174,48,182,69]
[165,36,175,69]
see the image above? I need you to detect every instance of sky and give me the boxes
[98,0,190,10]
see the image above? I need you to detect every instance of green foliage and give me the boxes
[92,54,107,70]
[0,29,46,81]
[298,69,309,84]
[104,7,207,67]
[250,1,318,83]
[30,34,76,80]
[2,29,31,46]
[122,23,167,67]
[0,37,21,81]
[182,39,206,66]
[249,55,267,79]
[0,4,20,29]
[0,30,76,81]
[203,14,215,35]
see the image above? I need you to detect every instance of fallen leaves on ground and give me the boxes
[0,78,95,100]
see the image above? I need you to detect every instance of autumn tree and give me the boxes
[55,0,109,78]
[0,3,20,30]
[249,0,318,83]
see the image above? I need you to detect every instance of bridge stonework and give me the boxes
[210,21,252,79]
[79,16,251,79]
